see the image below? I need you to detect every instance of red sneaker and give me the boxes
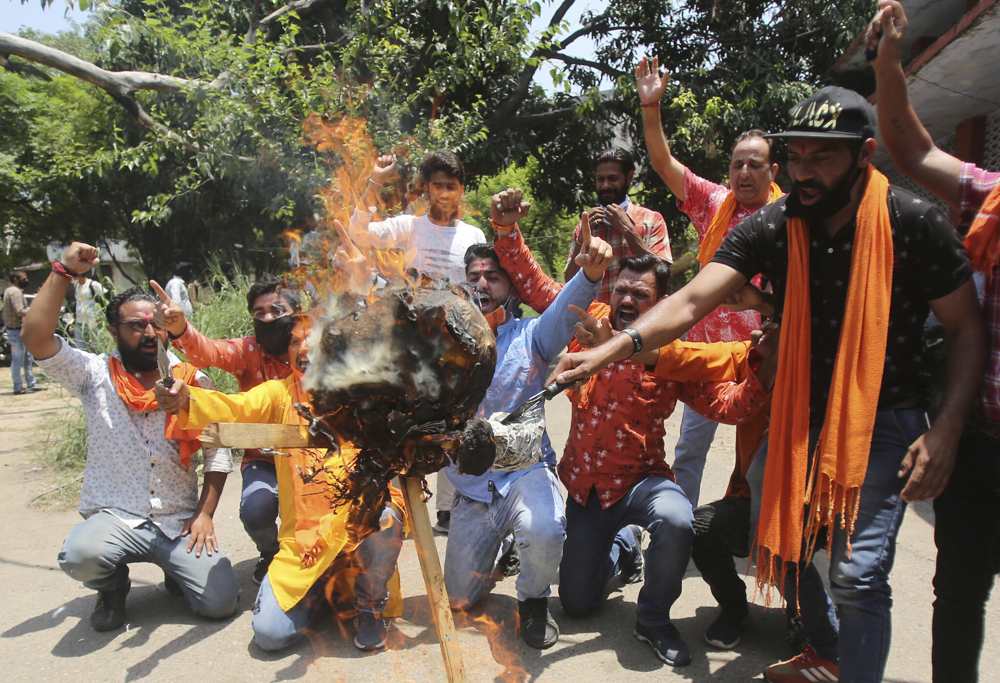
[765,645,840,682]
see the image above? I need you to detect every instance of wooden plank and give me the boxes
[198,422,319,450]
[401,476,466,683]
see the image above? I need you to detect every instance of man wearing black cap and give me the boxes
[549,85,986,682]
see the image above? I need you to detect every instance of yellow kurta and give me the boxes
[180,377,404,615]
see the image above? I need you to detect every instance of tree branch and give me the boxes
[542,51,627,79]
[258,0,330,27]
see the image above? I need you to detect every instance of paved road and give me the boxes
[0,371,997,682]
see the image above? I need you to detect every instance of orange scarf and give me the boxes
[756,166,893,598]
[963,183,1000,272]
[698,182,783,267]
[108,356,203,468]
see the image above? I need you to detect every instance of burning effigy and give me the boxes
[285,116,499,535]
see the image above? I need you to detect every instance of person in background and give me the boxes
[73,272,106,351]
[635,55,782,507]
[165,266,194,317]
[3,270,39,395]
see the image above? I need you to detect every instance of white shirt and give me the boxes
[350,210,487,284]
[166,276,193,317]
[73,278,105,327]
[37,339,232,538]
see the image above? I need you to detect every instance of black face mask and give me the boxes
[119,336,158,372]
[254,315,297,357]
[786,153,864,223]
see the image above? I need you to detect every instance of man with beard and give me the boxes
[869,4,1000,680]
[20,242,238,632]
[635,55,784,509]
[509,149,670,315]
[352,150,488,534]
[443,190,610,650]
[551,87,985,683]
[492,207,775,666]
[153,275,300,586]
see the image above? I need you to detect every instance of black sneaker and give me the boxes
[704,605,748,650]
[433,511,450,535]
[353,609,388,651]
[253,554,274,586]
[634,621,691,666]
[518,597,559,649]
[620,524,644,585]
[90,578,131,632]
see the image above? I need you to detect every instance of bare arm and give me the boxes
[899,280,985,501]
[636,56,688,201]
[870,1,963,206]
[552,262,748,384]
[23,242,99,360]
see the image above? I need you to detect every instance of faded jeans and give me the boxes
[445,466,565,607]
[773,409,926,683]
[672,404,719,507]
[8,328,36,392]
[240,461,280,559]
[251,504,404,651]
[57,510,239,619]
[559,476,693,627]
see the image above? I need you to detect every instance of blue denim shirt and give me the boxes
[445,270,599,503]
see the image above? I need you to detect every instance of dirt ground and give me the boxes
[0,368,997,682]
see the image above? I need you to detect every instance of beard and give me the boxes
[254,315,297,357]
[597,188,628,206]
[119,336,158,372]
[786,164,863,223]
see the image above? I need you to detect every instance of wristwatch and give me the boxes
[623,327,643,355]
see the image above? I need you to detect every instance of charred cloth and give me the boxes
[300,282,497,528]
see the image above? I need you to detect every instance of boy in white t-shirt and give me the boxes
[73,274,106,351]
[349,151,487,531]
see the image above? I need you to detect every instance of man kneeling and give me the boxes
[21,243,239,631]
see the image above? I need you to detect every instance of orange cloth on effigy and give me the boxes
[108,356,202,468]
[755,166,893,596]
[697,182,783,267]
[963,183,1000,272]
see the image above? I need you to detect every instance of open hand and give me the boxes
[150,280,188,337]
[490,188,531,231]
[635,55,669,107]
[574,212,614,283]
[182,513,218,557]
[62,242,100,275]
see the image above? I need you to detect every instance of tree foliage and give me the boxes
[5,0,873,276]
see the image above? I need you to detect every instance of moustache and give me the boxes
[793,180,826,193]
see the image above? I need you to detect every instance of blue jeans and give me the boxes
[444,466,565,607]
[559,476,693,627]
[251,504,404,651]
[672,404,719,507]
[8,328,36,392]
[786,409,926,682]
[58,510,239,619]
[241,461,280,558]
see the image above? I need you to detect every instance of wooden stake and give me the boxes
[199,423,466,682]
[400,476,466,683]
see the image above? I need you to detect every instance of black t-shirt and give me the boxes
[712,187,972,424]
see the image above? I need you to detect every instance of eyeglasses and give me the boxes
[118,319,163,334]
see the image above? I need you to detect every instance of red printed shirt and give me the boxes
[958,162,1000,424]
[560,201,671,308]
[560,337,766,508]
[678,169,765,343]
[173,323,293,466]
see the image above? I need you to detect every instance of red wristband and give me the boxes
[51,260,80,280]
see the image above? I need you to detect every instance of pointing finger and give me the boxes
[580,212,592,250]
[149,280,171,303]
[568,304,591,323]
